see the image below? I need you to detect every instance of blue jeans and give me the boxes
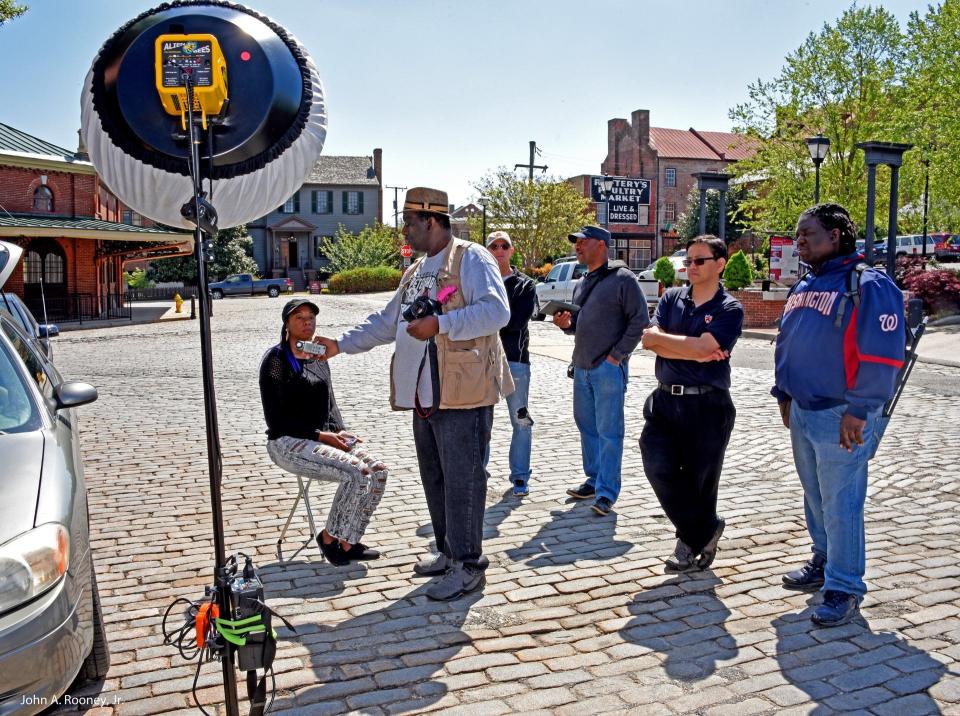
[573,360,627,503]
[482,362,533,484]
[790,402,882,598]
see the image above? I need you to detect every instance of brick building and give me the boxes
[247,150,382,286]
[582,108,756,265]
[0,123,189,322]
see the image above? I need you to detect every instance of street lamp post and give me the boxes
[599,175,614,258]
[922,158,930,258]
[805,133,830,204]
[478,196,490,241]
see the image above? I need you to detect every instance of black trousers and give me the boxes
[412,406,493,571]
[639,388,736,554]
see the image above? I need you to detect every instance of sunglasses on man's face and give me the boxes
[488,243,510,251]
[682,256,718,267]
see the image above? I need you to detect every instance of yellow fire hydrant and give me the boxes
[174,293,183,313]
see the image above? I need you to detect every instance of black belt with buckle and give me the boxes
[658,382,716,396]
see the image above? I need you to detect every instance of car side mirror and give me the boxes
[39,324,59,338]
[55,381,98,410]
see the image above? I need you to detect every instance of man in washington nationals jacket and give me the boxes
[773,203,905,628]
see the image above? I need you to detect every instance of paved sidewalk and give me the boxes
[53,295,959,715]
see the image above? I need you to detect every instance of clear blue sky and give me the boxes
[0,0,931,222]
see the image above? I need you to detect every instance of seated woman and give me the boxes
[259,298,388,565]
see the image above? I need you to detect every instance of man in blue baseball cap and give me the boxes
[552,225,649,516]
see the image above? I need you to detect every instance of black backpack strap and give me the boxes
[833,262,869,328]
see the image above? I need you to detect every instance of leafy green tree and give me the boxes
[320,221,398,274]
[677,185,747,241]
[0,0,27,26]
[147,224,258,283]
[729,6,908,234]
[464,169,593,268]
[897,1,960,231]
[123,268,153,289]
[653,256,676,287]
[723,250,754,290]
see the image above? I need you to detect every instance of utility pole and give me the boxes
[514,140,547,181]
[386,185,407,237]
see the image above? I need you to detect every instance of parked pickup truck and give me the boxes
[533,257,660,320]
[208,274,293,299]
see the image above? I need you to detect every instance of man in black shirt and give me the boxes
[483,231,536,496]
[639,236,743,573]
[259,298,388,566]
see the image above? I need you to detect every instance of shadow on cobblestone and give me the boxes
[504,502,633,566]
[619,574,738,681]
[773,599,948,714]
[270,587,483,713]
[484,487,523,540]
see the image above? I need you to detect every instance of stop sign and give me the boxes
[400,244,413,258]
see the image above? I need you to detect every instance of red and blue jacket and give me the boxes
[772,253,905,419]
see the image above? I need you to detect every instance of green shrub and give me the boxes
[328,266,402,294]
[321,222,399,273]
[653,256,676,286]
[124,268,153,290]
[723,250,754,290]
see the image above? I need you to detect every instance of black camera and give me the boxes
[402,295,442,323]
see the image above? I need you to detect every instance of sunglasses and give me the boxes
[682,257,719,267]
[488,243,511,251]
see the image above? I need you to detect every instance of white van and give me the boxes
[894,234,938,256]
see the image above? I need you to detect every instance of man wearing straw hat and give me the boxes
[315,187,513,601]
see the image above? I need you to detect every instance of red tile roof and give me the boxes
[648,127,756,161]
[649,127,719,160]
[695,131,758,161]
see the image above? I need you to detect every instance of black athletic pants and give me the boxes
[639,388,736,554]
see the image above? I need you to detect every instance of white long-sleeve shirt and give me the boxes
[337,243,509,408]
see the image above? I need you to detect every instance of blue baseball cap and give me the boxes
[568,225,611,245]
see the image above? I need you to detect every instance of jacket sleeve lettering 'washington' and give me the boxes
[772,256,906,419]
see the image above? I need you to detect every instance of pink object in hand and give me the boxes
[437,286,457,304]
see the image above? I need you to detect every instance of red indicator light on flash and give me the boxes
[240,51,251,61]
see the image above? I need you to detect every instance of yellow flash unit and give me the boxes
[155,34,228,130]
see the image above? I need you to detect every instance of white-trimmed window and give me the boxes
[344,191,364,215]
[665,168,677,187]
[664,203,676,222]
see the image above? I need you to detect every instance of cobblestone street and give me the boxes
[54,294,960,715]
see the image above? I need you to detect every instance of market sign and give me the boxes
[590,176,651,225]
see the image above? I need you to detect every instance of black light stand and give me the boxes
[182,76,241,716]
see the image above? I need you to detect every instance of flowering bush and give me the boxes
[893,256,928,289]
[904,269,960,315]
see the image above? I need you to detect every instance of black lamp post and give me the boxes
[599,175,615,259]
[478,196,490,241]
[599,175,614,231]
[804,133,830,204]
[922,158,930,258]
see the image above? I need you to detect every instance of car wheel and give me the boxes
[268,287,280,298]
[211,289,224,300]
[80,561,110,681]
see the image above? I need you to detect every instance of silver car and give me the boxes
[0,280,108,712]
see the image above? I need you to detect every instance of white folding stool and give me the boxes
[276,474,319,562]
